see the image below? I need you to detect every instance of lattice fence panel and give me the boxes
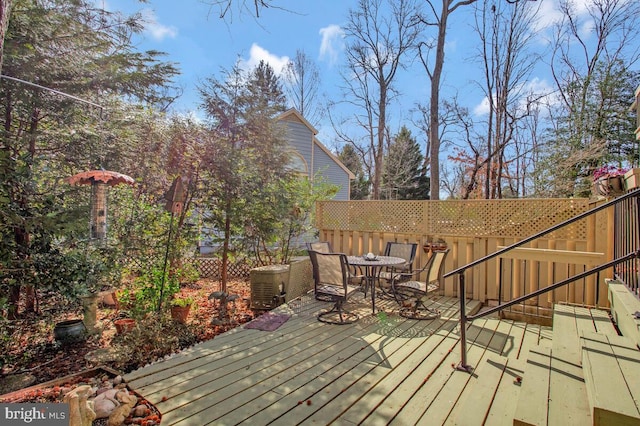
[317,199,591,240]
[124,257,254,280]
[319,201,426,233]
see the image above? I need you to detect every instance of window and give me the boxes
[288,151,308,176]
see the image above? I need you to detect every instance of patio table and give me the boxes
[347,255,406,314]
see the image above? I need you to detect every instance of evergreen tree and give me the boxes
[539,61,638,197]
[382,126,429,200]
[0,0,179,318]
[198,62,292,317]
[338,144,370,200]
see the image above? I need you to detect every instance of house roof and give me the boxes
[277,108,355,180]
[278,108,318,135]
[313,136,355,180]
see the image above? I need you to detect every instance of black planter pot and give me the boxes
[53,319,87,343]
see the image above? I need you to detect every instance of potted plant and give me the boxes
[170,296,193,323]
[39,243,109,338]
[593,165,628,197]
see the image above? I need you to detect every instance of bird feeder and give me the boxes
[66,170,135,241]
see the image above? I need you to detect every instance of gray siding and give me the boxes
[279,113,352,201]
[284,121,313,172]
[312,143,350,200]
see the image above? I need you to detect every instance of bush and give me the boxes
[110,313,198,372]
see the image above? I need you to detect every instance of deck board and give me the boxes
[123,292,560,425]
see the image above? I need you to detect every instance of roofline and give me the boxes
[277,108,319,135]
[313,136,356,180]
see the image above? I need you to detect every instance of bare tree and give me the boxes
[472,0,541,198]
[0,0,14,72]
[335,0,421,199]
[548,0,640,196]
[415,0,477,200]
[204,0,279,20]
[282,49,324,126]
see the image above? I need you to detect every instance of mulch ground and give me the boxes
[0,278,259,391]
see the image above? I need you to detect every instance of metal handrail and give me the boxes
[453,189,640,373]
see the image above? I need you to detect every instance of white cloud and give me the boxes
[319,24,345,65]
[473,96,491,116]
[141,8,178,41]
[533,0,597,36]
[239,43,290,75]
[473,77,557,116]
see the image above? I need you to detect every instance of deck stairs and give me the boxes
[511,282,640,426]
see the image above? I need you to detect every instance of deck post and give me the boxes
[456,273,473,372]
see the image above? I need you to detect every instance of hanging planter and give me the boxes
[592,165,628,198]
[593,176,625,197]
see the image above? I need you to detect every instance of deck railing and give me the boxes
[317,197,608,309]
[450,188,640,372]
[614,194,640,296]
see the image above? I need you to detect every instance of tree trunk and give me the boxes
[428,1,450,201]
[0,0,13,72]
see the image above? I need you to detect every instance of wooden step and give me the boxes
[513,345,552,426]
[582,331,640,426]
[608,279,640,346]
[513,304,619,426]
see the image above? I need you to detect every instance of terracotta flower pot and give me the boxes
[99,290,118,307]
[170,305,191,324]
[114,318,135,334]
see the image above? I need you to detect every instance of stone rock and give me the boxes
[93,388,120,419]
[107,391,137,426]
[132,405,147,417]
[84,348,119,364]
[0,373,36,394]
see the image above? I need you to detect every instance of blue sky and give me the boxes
[106,0,358,130]
[104,0,598,148]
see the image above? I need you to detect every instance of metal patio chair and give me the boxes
[306,241,333,253]
[308,250,360,325]
[378,242,418,288]
[307,241,364,294]
[392,249,450,320]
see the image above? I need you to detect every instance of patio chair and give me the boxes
[307,241,364,295]
[306,241,333,253]
[392,249,450,320]
[379,242,418,284]
[308,250,360,325]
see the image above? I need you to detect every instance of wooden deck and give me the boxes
[124,292,554,425]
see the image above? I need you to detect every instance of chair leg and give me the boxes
[317,300,358,325]
[398,294,440,320]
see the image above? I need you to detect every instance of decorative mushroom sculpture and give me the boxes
[66,170,135,241]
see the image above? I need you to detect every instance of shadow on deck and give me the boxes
[124,292,554,425]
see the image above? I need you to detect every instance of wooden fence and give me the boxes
[316,198,612,311]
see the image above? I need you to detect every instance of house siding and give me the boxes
[279,110,352,201]
[284,121,313,173]
[312,141,350,200]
